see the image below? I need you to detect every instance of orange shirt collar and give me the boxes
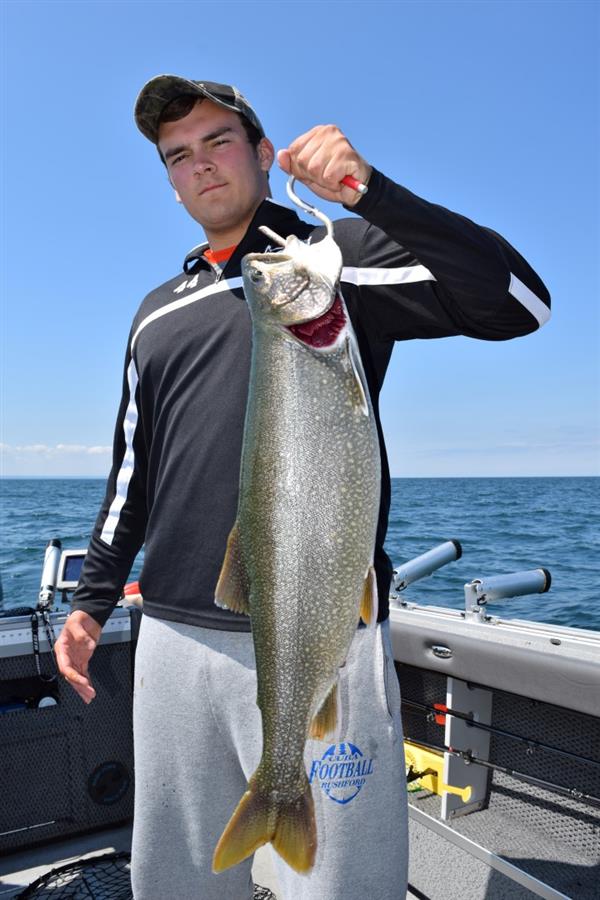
[203,245,237,266]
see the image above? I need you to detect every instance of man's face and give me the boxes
[157,99,274,247]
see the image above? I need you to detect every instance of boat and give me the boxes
[0,540,598,898]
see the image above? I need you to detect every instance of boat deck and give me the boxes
[3,769,597,900]
[0,823,421,899]
[2,600,598,898]
[408,769,599,899]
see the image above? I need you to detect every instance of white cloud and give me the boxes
[0,443,112,477]
[1,443,111,456]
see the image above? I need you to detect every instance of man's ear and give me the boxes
[167,173,183,204]
[258,137,275,173]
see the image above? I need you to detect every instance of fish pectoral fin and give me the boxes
[309,681,339,740]
[214,521,250,615]
[359,565,378,625]
[212,772,316,875]
[346,335,369,417]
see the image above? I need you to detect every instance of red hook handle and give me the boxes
[341,174,369,195]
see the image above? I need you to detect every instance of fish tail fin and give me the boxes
[272,775,316,874]
[212,773,316,875]
[212,776,270,873]
[359,564,378,625]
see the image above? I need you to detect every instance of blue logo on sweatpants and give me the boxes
[309,741,374,804]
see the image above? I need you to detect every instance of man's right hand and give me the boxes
[54,610,102,704]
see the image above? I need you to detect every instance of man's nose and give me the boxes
[192,150,216,175]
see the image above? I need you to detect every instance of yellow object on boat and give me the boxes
[404,740,472,803]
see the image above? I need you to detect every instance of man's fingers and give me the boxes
[55,639,86,674]
[282,139,334,185]
[63,664,89,687]
[71,682,96,704]
[277,125,370,206]
[53,611,101,704]
[63,666,96,704]
[276,148,291,174]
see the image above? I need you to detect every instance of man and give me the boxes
[55,76,551,900]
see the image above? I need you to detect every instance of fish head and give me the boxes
[242,233,345,348]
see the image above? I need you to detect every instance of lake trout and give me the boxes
[212,195,381,875]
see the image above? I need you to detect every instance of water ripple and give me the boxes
[0,476,597,630]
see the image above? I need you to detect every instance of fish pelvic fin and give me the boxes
[359,564,378,625]
[309,681,339,740]
[214,521,250,615]
[212,773,316,875]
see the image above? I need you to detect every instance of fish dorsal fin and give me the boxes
[215,521,250,615]
[359,565,378,625]
[309,681,339,740]
[346,335,369,417]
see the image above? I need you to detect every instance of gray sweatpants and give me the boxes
[131,614,408,900]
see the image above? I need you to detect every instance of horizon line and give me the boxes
[1,474,598,481]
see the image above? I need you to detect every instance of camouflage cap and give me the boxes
[134,74,265,144]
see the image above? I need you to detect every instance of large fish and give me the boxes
[212,189,381,875]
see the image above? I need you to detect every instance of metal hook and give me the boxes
[286,177,334,239]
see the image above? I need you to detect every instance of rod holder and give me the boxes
[464,568,551,621]
[393,540,462,592]
[38,539,62,609]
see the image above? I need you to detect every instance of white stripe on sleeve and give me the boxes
[343,266,550,330]
[508,273,551,327]
[341,265,436,286]
[100,357,140,546]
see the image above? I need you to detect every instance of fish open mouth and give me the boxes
[286,295,346,348]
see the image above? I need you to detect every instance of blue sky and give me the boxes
[1,0,598,477]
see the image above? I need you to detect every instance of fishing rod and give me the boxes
[404,736,600,812]
[402,697,600,770]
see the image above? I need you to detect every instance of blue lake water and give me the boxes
[0,477,598,630]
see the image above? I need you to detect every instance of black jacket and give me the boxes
[71,168,551,630]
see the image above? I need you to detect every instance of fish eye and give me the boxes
[249,268,264,283]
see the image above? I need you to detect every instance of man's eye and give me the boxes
[213,139,230,147]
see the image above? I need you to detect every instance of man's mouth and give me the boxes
[200,183,227,196]
[287,295,346,348]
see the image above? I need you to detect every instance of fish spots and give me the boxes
[229,258,381,870]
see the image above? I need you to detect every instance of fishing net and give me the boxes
[15,852,277,899]
[15,852,131,899]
